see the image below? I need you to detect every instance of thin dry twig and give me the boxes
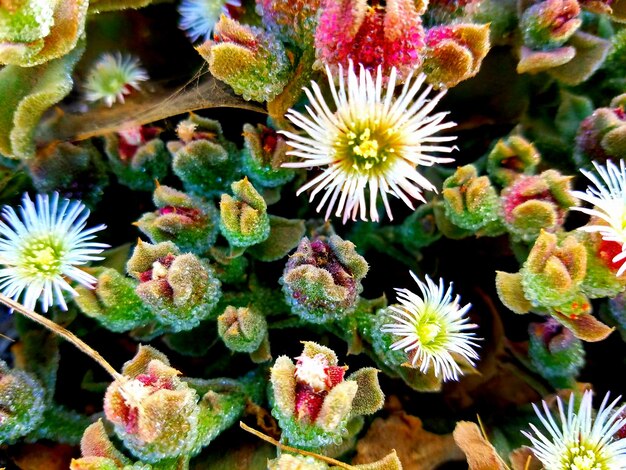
[0,292,123,382]
[239,421,356,469]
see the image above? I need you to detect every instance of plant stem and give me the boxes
[0,293,123,382]
[239,421,356,469]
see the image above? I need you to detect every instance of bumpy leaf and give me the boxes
[0,40,84,159]
[249,216,306,261]
[89,0,155,12]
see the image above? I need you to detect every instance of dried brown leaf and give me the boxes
[452,421,505,470]
[353,411,465,469]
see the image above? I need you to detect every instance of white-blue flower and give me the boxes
[523,391,626,470]
[178,0,241,43]
[381,272,480,382]
[0,193,108,312]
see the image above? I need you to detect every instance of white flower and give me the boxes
[571,159,626,276]
[178,0,241,43]
[84,52,148,107]
[380,272,479,382]
[281,62,457,223]
[0,193,108,312]
[522,391,626,470]
[295,353,330,392]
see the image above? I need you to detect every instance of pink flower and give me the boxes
[314,0,426,81]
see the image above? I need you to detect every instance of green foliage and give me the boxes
[197,17,291,102]
[0,40,83,159]
[75,267,155,333]
[0,360,46,444]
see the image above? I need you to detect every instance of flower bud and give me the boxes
[0,360,46,443]
[521,231,587,308]
[169,114,241,197]
[501,170,577,242]
[574,106,626,165]
[127,241,222,332]
[486,135,540,186]
[103,346,200,462]
[520,0,581,50]
[281,235,368,323]
[217,305,268,353]
[71,419,131,469]
[241,123,294,188]
[314,0,426,81]
[528,319,585,388]
[103,125,169,192]
[220,177,270,248]
[422,23,490,89]
[197,16,291,102]
[270,342,382,449]
[442,164,501,231]
[135,185,219,254]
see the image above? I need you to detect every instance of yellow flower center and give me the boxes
[20,235,65,278]
[339,123,397,174]
[562,442,607,470]
[417,322,442,345]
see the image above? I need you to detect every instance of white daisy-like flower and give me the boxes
[281,62,457,223]
[0,193,108,312]
[84,52,148,107]
[522,390,626,470]
[571,159,626,276]
[380,272,479,382]
[178,0,241,43]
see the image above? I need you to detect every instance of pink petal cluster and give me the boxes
[314,0,426,80]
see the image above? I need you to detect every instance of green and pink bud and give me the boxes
[241,123,295,188]
[168,114,240,198]
[104,125,170,192]
[135,184,220,254]
[270,342,383,449]
[422,23,491,88]
[74,267,155,333]
[520,0,582,50]
[486,135,541,186]
[127,241,222,332]
[217,305,268,354]
[575,106,626,165]
[501,170,577,241]
[103,346,200,462]
[281,235,369,323]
